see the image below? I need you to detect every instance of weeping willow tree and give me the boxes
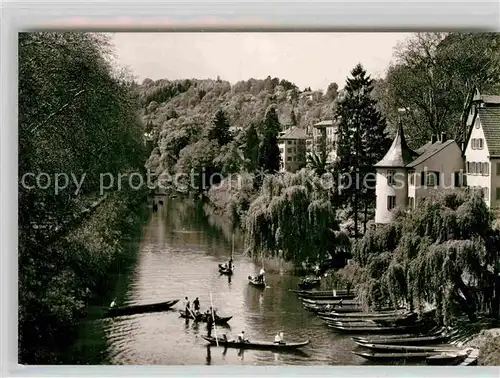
[244,170,350,264]
[352,189,500,324]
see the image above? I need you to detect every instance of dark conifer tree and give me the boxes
[258,107,281,174]
[208,109,233,146]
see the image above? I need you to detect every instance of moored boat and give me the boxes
[353,350,440,362]
[201,335,310,350]
[329,321,428,334]
[291,289,355,298]
[103,299,179,318]
[426,348,471,365]
[298,278,321,290]
[323,309,408,318]
[354,340,460,353]
[352,333,449,346]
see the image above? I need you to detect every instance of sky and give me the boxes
[111,33,412,91]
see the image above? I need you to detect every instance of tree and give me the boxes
[334,64,389,238]
[375,33,500,147]
[290,108,297,126]
[258,107,281,174]
[208,109,233,146]
[351,189,500,324]
[241,122,260,172]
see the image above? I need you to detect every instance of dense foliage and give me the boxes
[19,32,148,363]
[244,170,351,264]
[373,32,500,147]
[348,190,500,324]
[334,64,391,237]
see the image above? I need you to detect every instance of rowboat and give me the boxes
[426,349,471,365]
[291,289,355,298]
[319,316,378,323]
[298,278,321,290]
[303,303,362,313]
[457,348,479,366]
[302,298,359,306]
[248,276,266,288]
[353,350,440,362]
[103,299,179,318]
[352,333,449,346]
[329,322,428,334]
[351,326,446,342]
[320,313,413,324]
[178,310,232,325]
[323,309,408,318]
[218,264,233,275]
[201,336,310,350]
[354,340,460,353]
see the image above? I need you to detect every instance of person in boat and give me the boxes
[274,332,281,344]
[228,258,233,270]
[258,268,265,283]
[193,297,200,312]
[237,331,247,343]
[206,312,214,337]
[184,297,191,316]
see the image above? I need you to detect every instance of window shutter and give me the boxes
[454,172,459,187]
[421,172,425,186]
[435,171,440,186]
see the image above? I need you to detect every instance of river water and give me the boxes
[102,197,364,365]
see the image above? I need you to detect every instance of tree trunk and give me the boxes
[454,274,477,322]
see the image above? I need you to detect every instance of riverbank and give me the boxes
[464,328,500,366]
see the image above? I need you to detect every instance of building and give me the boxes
[374,124,464,224]
[464,91,500,208]
[278,126,308,172]
[311,120,338,163]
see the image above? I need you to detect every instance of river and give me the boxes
[102,196,365,365]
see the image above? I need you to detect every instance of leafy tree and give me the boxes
[351,189,500,324]
[334,64,389,238]
[258,107,281,174]
[241,122,260,172]
[208,109,233,146]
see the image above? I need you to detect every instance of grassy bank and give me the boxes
[19,188,149,364]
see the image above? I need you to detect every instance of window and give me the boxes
[387,170,396,185]
[483,187,489,199]
[475,119,480,128]
[387,196,396,211]
[287,148,293,153]
[478,139,484,149]
[497,188,500,200]
[426,171,440,187]
[408,170,415,186]
[466,162,470,174]
[471,139,476,149]
[287,156,292,162]
[408,197,415,209]
[287,140,292,145]
[497,162,500,176]
[483,162,490,176]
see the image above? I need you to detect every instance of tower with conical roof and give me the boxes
[374,122,418,224]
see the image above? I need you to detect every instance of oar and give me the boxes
[209,292,218,347]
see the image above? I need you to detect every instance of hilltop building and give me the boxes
[311,120,338,163]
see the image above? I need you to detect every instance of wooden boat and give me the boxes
[298,278,321,290]
[329,322,427,334]
[218,264,233,275]
[291,289,355,298]
[103,299,179,318]
[319,316,377,323]
[324,309,407,318]
[354,340,460,353]
[201,335,310,350]
[178,310,232,325]
[426,349,471,365]
[353,350,440,362]
[303,303,362,313]
[352,333,449,346]
[302,298,359,306]
[248,276,266,288]
[320,313,413,324]
[457,348,479,366]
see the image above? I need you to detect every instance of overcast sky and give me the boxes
[111,33,412,91]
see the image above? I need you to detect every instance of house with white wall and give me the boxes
[374,124,464,224]
[464,92,500,208]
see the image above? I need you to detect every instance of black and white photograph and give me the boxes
[17,31,500,367]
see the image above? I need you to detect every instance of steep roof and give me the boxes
[478,107,500,156]
[375,123,419,168]
[406,140,455,168]
[313,120,335,128]
[278,126,309,140]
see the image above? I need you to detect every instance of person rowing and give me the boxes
[258,267,265,283]
[237,330,247,343]
[193,297,200,312]
[274,332,282,344]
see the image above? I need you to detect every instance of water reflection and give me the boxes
[102,196,362,365]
